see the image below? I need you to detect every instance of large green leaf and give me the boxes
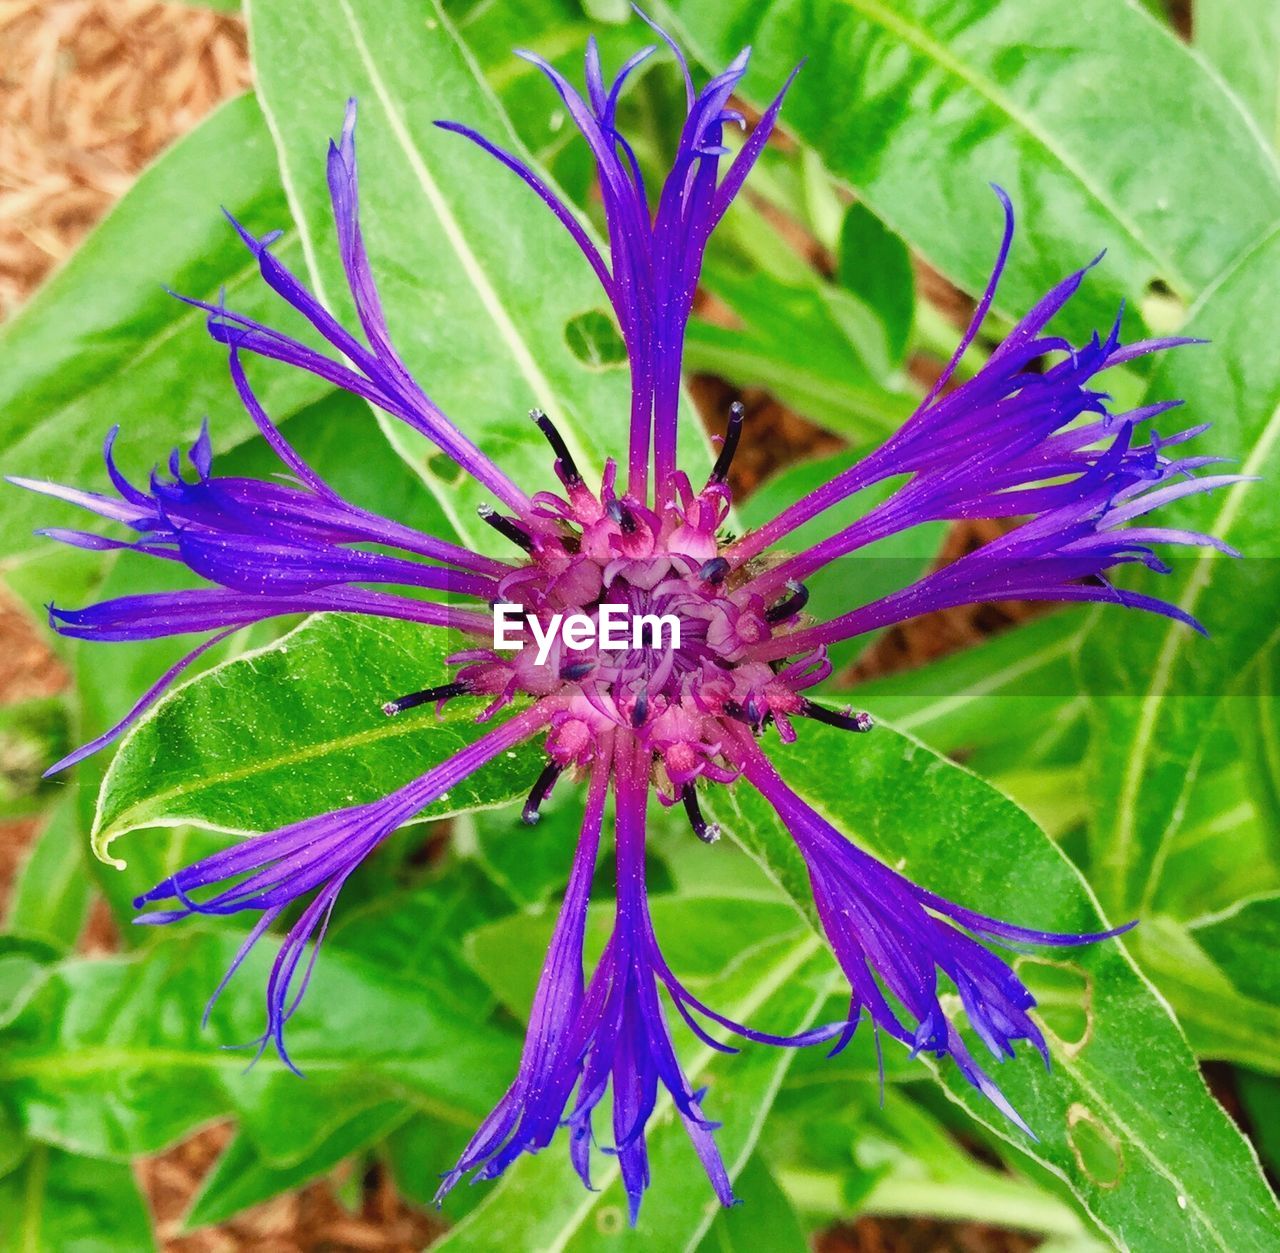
[247,0,708,552]
[92,612,543,865]
[1082,228,1280,915]
[696,1154,808,1253]
[0,1146,154,1253]
[710,718,1279,1248]
[0,929,518,1163]
[1134,915,1280,1075]
[1196,0,1280,151]
[658,0,1280,338]
[436,896,834,1250]
[0,93,331,559]
[850,610,1089,763]
[3,797,91,952]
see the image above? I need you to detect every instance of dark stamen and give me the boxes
[631,688,649,728]
[682,784,721,844]
[477,503,534,552]
[383,680,469,717]
[529,408,582,486]
[698,556,731,584]
[722,698,763,731]
[522,761,564,825]
[801,700,874,733]
[708,401,746,485]
[605,498,638,534]
[766,579,810,624]
[561,660,594,680]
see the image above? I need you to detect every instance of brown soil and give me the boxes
[819,1219,1039,1253]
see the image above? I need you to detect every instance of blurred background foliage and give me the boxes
[1,0,1278,1249]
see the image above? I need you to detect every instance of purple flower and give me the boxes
[15,19,1240,1220]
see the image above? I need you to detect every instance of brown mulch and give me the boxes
[0,4,1062,1252]
[819,1219,1039,1253]
[0,0,250,317]
[138,1126,441,1253]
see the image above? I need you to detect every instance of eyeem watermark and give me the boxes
[494,603,681,666]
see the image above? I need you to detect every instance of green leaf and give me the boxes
[737,450,946,669]
[0,938,58,1031]
[1152,760,1279,921]
[437,898,834,1249]
[459,786,592,908]
[696,1154,808,1253]
[1082,228,1280,915]
[710,717,1280,1248]
[91,612,542,865]
[248,0,708,552]
[0,1146,154,1253]
[0,93,331,559]
[686,263,914,442]
[330,866,513,1019]
[837,201,915,365]
[4,797,91,951]
[1133,915,1280,1074]
[1187,894,1280,1007]
[1235,642,1280,867]
[687,196,917,440]
[0,929,518,1163]
[1237,1071,1280,1178]
[850,609,1088,761]
[767,1072,1092,1240]
[657,0,1280,338]
[0,700,67,820]
[1195,0,1280,151]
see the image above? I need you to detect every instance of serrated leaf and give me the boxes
[708,718,1279,1248]
[92,613,542,864]
[658,0,1280,338]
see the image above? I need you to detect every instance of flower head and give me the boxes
[15,16,1240,1221]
